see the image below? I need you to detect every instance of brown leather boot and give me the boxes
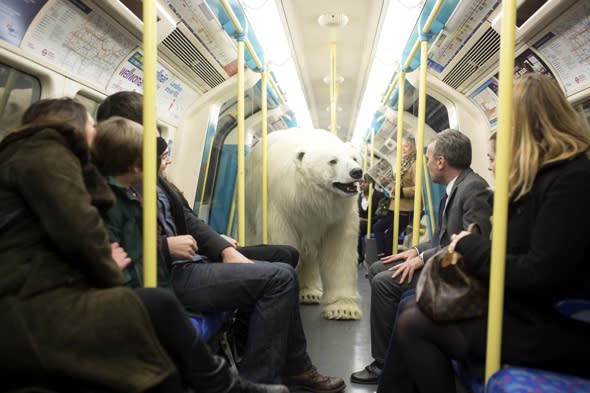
[283,366,345,393]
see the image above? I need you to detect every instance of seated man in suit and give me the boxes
[351,129,492,384]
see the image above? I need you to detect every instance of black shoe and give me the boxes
[350,361,382,384]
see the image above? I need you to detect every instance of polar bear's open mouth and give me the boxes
[332,182,358,194]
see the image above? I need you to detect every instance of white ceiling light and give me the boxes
[317,13,349,28]
[351,0,423,145]
[322,75,345,84]
[240,0,313,128]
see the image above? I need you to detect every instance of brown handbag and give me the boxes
[416,224,486,321]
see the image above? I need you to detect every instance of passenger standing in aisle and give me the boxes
[372,136,417,257]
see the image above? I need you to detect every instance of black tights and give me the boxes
[134,288,224,393]
[377,295,471,393]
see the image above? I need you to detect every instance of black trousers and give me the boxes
[135,288,229,393]
[238,244,299,267]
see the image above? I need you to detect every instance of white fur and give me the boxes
[246,128,362,320]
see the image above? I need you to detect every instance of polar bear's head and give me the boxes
[295,141,363,198]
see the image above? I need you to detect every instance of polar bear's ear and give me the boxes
[295,150,306,167]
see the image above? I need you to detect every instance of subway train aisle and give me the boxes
[295,264,374,393]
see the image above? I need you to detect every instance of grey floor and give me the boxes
[296,264,376,393]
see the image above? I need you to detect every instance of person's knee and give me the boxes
[275,246,299,267]
[135,288,182,321]
[368,261,386,279]
[371,271,405,300]
[285,246,299,267]
[396,300,421,340]
[267,262,297,289]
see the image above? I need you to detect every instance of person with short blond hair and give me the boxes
[92,116,143,177]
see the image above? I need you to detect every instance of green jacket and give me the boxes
[102,177,172,290]
[0,128,174,392]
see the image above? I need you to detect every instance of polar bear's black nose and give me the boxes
[350,168,363,179]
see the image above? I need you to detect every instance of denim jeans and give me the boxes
[171,260,311,383]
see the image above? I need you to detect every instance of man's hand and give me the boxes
[381,247,419,265]
[221,246,253,264]
[111,242,131,270]
[389,255,424,284]
[167,235,198,260]
[220,234,239,248]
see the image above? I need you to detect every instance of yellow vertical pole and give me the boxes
[363,142,368,173]
[142,0,157,287]
[330,42,337,134]
[367,129,376,237]
[485,0,516,382]
[411,41,428,246]
[392,71,406,254]
[261,67,269,244]
[237,38,246,246]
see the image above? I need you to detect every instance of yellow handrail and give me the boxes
[392,71,406,255]
[367,129,376,237]
[403,41,420,71]
[142,0,157,287]
[422,0,445,33]
[411,41,428,246]
[261,67,269,244]
[485,0,516,382]
[330,43,337,134]
[363,142,368,174]
[245,40,263,70]
[381,73,400,106]
[219,0,284,104]
[269,75,286,104]
[236,38,246,246]
[382,1,445,118]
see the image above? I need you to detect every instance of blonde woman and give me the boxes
[373,135,416,256]
[378,73,590,393]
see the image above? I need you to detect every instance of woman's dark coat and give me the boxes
[456,155,590,378]
[0,129,175,391]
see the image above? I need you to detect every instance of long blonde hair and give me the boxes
[510,73,590,200]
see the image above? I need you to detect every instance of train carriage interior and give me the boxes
[0,0,589,392]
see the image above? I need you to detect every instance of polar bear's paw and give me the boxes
[299,288,322,304]
[321,302,362,320]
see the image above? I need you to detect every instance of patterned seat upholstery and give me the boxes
[456,299,590,393]
[487,367,590,393]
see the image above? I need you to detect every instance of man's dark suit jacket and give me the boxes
[416,168,492,261]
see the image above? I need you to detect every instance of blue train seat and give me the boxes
[189,311,233,342]
[455,298,590,393]
[487,367,590,393]
[189,310,237,370]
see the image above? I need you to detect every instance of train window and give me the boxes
[0,64,41,140]
[516,0,548,27]
[402,83,450,133]
[74,93,100,117]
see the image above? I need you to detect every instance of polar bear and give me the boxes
[245,128,362,320]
